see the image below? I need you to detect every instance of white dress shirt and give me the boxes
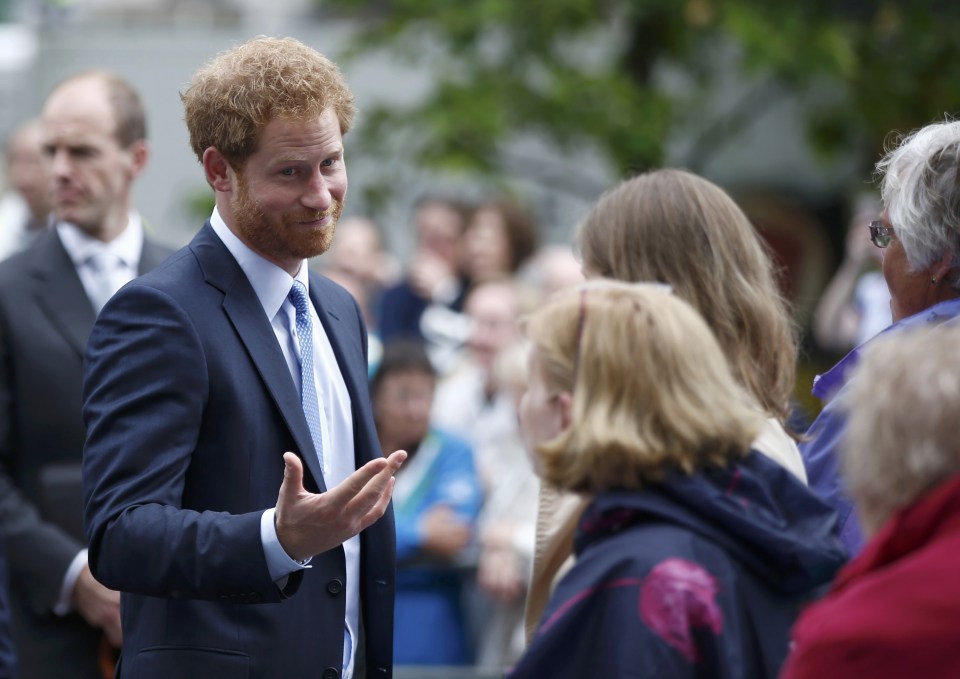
[58,215,144,313]
[210,208,359,679]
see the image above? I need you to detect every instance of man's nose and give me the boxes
[49,149,71,179]
[302,172,332,212]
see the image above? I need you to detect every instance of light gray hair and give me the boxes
[876,120,960,288]
[843,324,960,536]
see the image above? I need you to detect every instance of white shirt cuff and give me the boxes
[54,549,88,616]
[261,508,311,583]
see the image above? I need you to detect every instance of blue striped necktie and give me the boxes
[288,280,324,471]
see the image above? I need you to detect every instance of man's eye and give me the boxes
[280,168,296,176]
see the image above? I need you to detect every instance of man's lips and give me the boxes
[55,188,84,204]
[291,212,334,228]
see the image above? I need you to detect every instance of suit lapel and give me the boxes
[29,230,96,357]
[190,224,327,492]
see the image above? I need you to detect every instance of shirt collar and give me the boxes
[209,206,309,320]
[812,296,960,401]
[57,213,144,270]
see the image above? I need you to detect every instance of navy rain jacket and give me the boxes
[509,451,846,679]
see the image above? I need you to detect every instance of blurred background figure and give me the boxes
[783,325,960,679]
[801,120,960,558]
[322,214,400,310]
[378,195,473,371]
[509,281,844,679]
[0,119,54,260]
[431,278,541,669]
[373,341,483,667]
[0,70,172,679]
[522,244,584,299]
[470,338,538,669]
[811,192,890,354]
[461,198,538,286]
[526,168,809,641]
[320,215,400,374]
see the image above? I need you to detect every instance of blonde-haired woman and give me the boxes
[526,169,808,635]
[782,324,960,679]
[508,282,843,679]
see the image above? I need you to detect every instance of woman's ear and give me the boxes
[557,391,573,431]
[932,252,954,285]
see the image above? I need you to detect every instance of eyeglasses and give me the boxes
[868,220,894,249]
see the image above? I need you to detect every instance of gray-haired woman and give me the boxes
[802,119,960,556]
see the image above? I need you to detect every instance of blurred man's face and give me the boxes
[463,207,512,282]
[466,283,519,373]
[225,109,347,275]
[416,202,463,268]
[373,369,435,449]
[7,122,52,219]
[42,78,143,239]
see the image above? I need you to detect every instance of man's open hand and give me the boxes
[275,450,406,561]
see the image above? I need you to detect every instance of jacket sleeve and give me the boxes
[0,308,83,614]
[800,395,864,554]
[82,283,286,603]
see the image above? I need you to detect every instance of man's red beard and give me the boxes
[231,175,342,264]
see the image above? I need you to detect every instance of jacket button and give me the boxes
[326,579,343,595]
[322,668,339,679]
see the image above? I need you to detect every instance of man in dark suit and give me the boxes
[0,72,172,678]
[82,37,406,679]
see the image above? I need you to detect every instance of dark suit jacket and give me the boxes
[82,223,396,679]
[0,227,171,679]
[0,539,18,679]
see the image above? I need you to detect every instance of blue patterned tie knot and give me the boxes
[288,280,324,471]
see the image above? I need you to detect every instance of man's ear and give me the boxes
[557,390,574,431]
[202,147,234,193]
[127,140,149,179]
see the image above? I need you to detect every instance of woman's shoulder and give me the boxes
[753,417,807,484]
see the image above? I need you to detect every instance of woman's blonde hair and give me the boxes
[182,36,356,167]
[526,281,765,493]
[844,324,960,535]
[576,169,796,420]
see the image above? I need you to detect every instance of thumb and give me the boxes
[279,452,305,500]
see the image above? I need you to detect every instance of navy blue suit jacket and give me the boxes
[82,223,395,679]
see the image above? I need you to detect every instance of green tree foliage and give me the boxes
[324,0,960,191]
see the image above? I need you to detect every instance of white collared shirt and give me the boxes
[57,214,144,311]
[209,207,359,679]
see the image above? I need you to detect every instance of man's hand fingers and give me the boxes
[334,449,406,500]
[385,449,407,470]
[356,476,396,530]
[279,452,305,501]
[103,611,123,646]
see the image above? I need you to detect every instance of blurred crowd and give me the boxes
[321,193,583,670]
